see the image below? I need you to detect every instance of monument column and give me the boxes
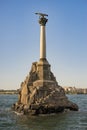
[39,17,48,60]
[35,13,48,60]
[35,13,50,80]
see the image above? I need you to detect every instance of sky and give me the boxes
[0,0,87,90]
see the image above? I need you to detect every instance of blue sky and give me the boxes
[0,0,87,90]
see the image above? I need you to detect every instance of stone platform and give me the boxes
[12,59,78,115]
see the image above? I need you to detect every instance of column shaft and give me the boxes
[40,26,46,59]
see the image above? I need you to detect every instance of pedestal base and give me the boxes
[12,60,78,115]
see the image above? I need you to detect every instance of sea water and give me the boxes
[0,94,87,130]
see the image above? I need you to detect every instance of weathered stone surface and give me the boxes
[12,59,78,115]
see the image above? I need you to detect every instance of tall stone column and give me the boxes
[39,17,48,60]
[35,13,50,80]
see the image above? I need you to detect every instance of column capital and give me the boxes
[39,17,48,26]
[35,13,48,26]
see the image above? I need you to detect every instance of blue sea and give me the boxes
[0,94,87,130]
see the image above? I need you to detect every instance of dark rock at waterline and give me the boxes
[12,102,78,115]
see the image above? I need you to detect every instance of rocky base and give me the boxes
[12,60,78,115]
[12,100,78,115]
[12,103,78,115]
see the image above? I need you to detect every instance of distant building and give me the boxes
[63,87,87,94]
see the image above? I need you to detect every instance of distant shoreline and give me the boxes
[63,87,87,94]
[0,87,87,94]
[0,90,18,94]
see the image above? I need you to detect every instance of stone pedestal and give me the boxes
[37,59,51,80]
[12,60,78,115]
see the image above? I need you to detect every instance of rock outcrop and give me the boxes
[12,59,78,115]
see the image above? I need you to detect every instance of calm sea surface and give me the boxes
[0,94,87,130]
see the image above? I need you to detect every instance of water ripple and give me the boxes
[0,94,87,130]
